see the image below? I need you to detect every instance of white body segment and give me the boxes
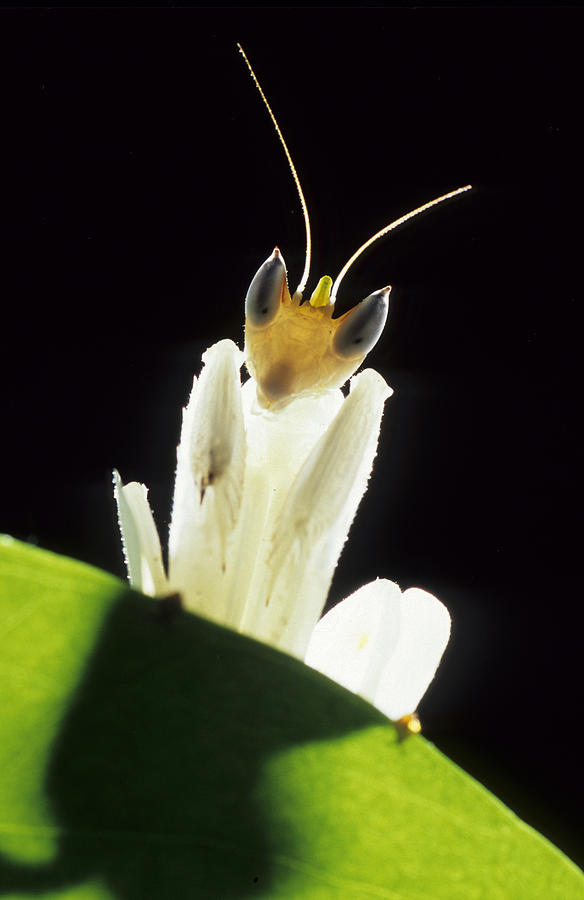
[223,378,345,632]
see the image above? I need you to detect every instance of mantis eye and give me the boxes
[245,248,287,327]
[333,287,390,359]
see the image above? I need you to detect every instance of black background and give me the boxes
[1,8,582,867]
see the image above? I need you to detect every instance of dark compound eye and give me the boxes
[332,287,390,359]
[245,248,287,327]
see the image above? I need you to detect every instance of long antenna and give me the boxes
[237,43,312,297]
[331,184,472,303]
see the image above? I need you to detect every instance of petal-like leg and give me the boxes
[304,579,402,702]
[168,339,246,622]
[113,469,168,597]
[374,587,451,720]
[223,378,344,630]
[241,368,392,658]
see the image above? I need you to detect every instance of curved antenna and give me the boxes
[237,43,311,297]
[330,184,472,303]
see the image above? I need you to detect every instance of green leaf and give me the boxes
[0,537,582,899]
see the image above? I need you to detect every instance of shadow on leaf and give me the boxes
[0,589,382,898]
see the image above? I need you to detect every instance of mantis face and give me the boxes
[245,248,390,408]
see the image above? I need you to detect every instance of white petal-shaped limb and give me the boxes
[374,586,451,720]
[168,339,246,623]
[305,580,450,721]
[304,579,402,699]
[240,368,392,659]
[113,469,168,597]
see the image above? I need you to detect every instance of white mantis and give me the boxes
[114,46,469,723]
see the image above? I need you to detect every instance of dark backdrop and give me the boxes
[1,8,582,866]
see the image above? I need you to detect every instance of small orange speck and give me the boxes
[397,713,422,736]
